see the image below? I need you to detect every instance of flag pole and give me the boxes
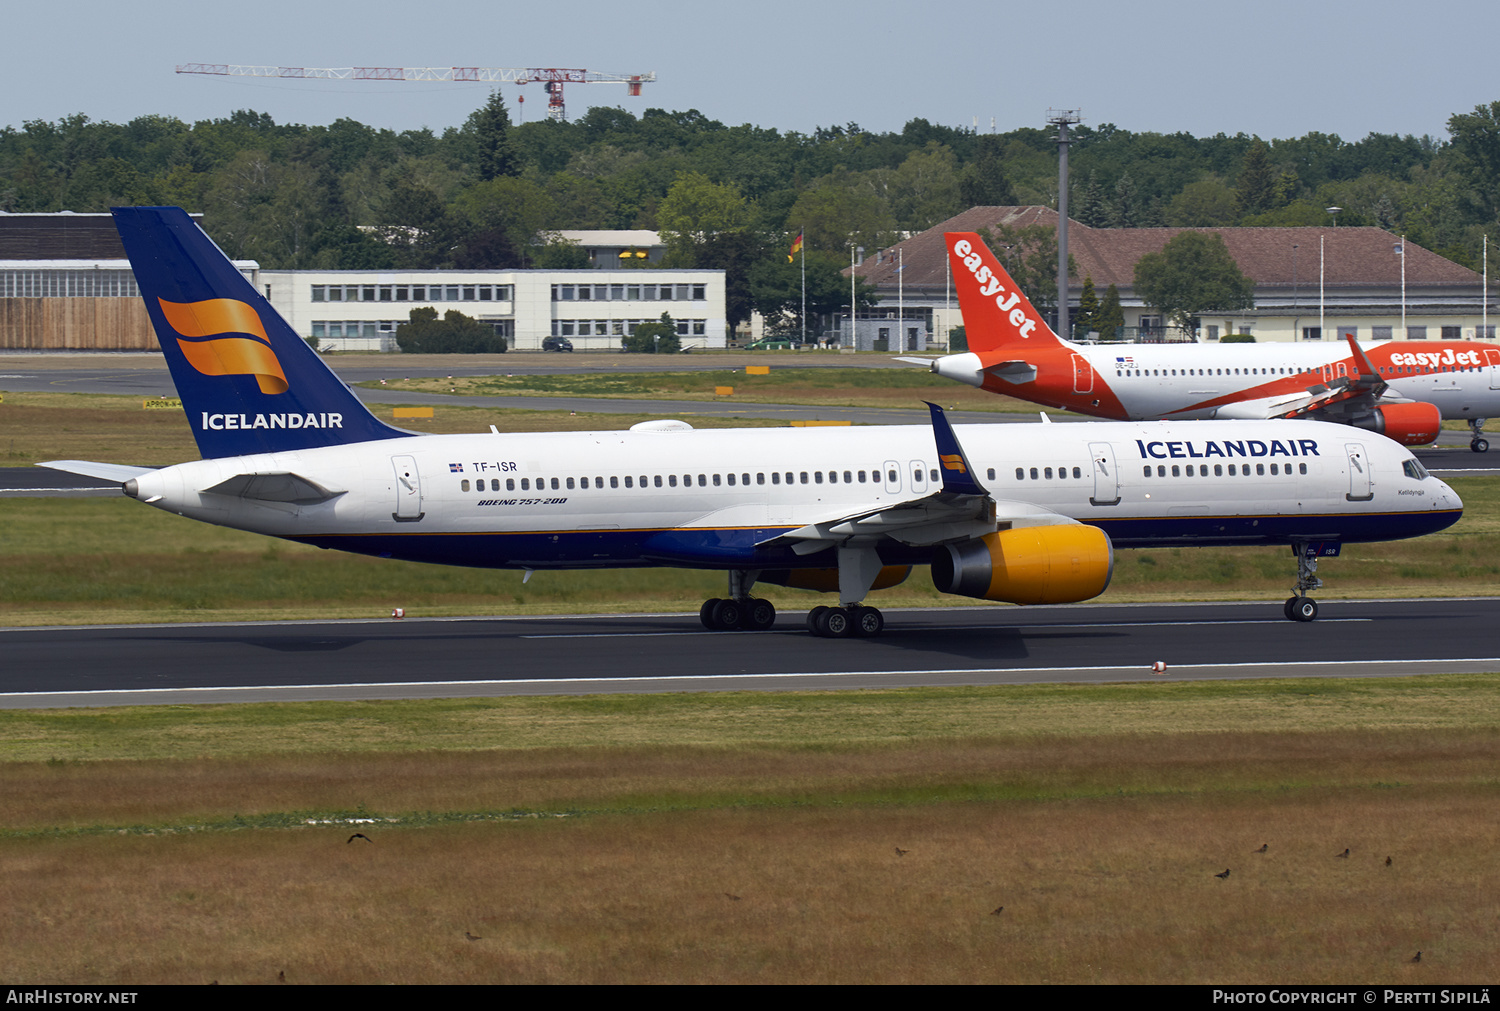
[800,225,806,345]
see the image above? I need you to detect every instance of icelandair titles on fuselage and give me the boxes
[952,238,1039,339]
[1136,438,1322,460]
[200,412,343,431]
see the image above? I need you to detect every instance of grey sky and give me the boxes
[5,0,1494,142]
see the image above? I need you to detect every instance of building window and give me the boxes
[1442,326,1462,340]
[1407,326,1427,340]
[1372,326,1392,340]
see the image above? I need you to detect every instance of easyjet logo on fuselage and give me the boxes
[952,238,1039,340]
[159,297,289,395]
[1386,348,1484,369]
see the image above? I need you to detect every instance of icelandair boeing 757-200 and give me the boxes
[916,232,1500,451]
[40,208,1463,633]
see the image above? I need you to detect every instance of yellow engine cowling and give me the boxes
[931,525,1113,604]
[759,565,912,593]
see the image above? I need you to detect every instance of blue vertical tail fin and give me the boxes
[112,206,408,459]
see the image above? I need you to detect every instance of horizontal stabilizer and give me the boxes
[983,360,1039,384]
[202,472,345,505]
[38,460,155,483]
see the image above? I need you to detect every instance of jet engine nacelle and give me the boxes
[760,565,912,594]
[1351,401,1442,446]
[930,525,1113,605]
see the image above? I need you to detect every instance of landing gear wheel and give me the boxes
[1473,439,1489,453]
[1291,597,1319,622]
[747,598,777,631]
[807,606,830,635]
[711,598,744,630]
[821,607,854,638]
[1283,596,1299,621]
[852,605,884,637]
[700,598,722,629]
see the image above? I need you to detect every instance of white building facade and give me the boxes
[263,267,727,352]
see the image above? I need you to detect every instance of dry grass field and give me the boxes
[2,681,1498,984]
[367,366,1037,413]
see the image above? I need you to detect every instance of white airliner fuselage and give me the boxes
[120,420,1459,566]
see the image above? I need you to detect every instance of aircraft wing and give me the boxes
[1280,334,1388,420]
[37,460,156,483]
[759,402,1073,554]
[758,492,1075,554]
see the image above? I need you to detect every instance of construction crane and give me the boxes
[175,64,657,122]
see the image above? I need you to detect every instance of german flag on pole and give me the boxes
[787,230,803,263]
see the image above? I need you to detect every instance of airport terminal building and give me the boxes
[263,267,725,352]
[0,213,728,352]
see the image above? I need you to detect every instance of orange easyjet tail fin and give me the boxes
[946,232,1065,354]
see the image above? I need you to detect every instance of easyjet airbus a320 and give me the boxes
[918,232,1500,451]
[38,208,1462,630]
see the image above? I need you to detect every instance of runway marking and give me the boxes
[520,618,1375,639]
[5,654,1498,702]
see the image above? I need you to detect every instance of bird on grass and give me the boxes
[1214,869,1231,879]
[1411,951,1422,963]
[1254,844,1268,853]
[1386,856,1393,867]
[894,847,908,857]
[990,906,1004,916]
[465,932,482,942]
[1337,848,1350,858]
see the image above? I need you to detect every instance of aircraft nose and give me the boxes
[1436,478,1462,512]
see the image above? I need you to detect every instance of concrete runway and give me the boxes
[3,598,1497,708]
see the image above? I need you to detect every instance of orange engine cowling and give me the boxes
[759,565,912,594]
[1352,401,1441,446]
[931,525,1114,605]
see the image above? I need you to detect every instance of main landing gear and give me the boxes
[1469,418,1489,453]
[699,568,778,631]
[805,604,885,638]
[697,563,888,637]
[699,595,777,631]
[1283,542,1325,622]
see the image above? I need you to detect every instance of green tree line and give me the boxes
[3,97,1498,295]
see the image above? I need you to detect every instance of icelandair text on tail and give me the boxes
[201,412,343,431]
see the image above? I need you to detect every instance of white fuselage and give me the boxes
[125,420,1461,570]
[1085,341,1499,420]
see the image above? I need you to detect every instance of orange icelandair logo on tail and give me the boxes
[940,453,968,474]
[158,297,289,395]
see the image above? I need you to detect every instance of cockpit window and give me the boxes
[1403,458,1429,480]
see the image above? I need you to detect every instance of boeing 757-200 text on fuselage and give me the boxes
[39,208,1462,632]
[918,232,1500,452]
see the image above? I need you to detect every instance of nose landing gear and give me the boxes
[1284,542,1330,622]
